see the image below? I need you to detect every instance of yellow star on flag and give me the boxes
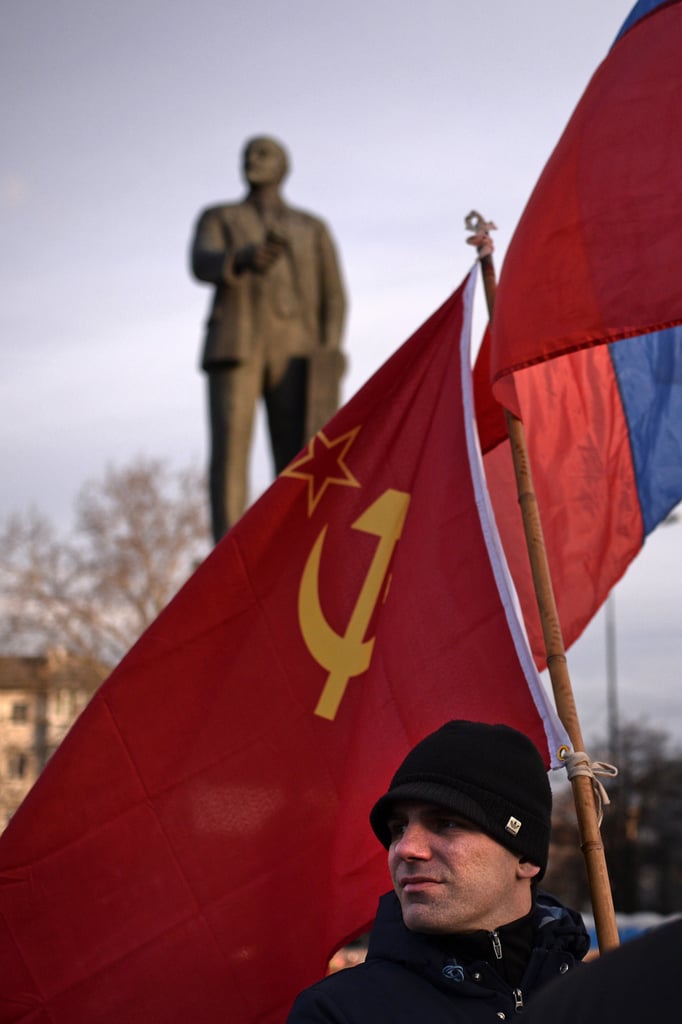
[282,427,361,514]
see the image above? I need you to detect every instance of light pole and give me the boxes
[605,592,620,766]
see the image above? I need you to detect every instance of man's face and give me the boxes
[243,138,287,187]
[387,801,535,934]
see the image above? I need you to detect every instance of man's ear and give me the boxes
[517,857,541,880]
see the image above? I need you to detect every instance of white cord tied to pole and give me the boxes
[564,751,619,826]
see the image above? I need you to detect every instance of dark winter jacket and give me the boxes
[287,890,590,1023]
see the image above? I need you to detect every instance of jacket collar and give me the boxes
[367,889,590,974]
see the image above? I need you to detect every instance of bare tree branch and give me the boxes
[0,458,211,667]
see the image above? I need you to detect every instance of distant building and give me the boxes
[0,650,107,830]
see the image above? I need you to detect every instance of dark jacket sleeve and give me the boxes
[287,987,352,1024]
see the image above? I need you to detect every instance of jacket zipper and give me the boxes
[490,931,524,1013]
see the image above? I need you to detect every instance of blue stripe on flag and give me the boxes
[614,0,678,46]
[609,326,682,534]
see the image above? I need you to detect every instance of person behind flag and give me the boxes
[518,915,680,1024]
[287,720,589,1023]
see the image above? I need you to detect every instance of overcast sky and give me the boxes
[2,0,680,750]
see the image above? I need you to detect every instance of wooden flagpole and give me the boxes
[467,213,620,952]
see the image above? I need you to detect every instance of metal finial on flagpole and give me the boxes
[464,211,497,317]
[465,209,497,243]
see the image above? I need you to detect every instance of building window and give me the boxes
[10,703,29,723]
[7,753,28,779]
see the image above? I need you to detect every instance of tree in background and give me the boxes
[0,458,210,669]
[602,721,682,914]
[544,721,682,916]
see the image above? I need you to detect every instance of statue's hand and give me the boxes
[235,236,287,275]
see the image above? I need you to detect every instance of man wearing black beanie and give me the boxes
[287,720,589,1023]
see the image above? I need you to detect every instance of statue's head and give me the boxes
[242,136,290,188]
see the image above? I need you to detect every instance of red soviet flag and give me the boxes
[0,270,566,1024]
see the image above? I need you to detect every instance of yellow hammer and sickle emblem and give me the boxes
[298,488,411,720]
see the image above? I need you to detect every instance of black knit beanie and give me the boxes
[369,720,552,876]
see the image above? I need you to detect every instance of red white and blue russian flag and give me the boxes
[476,0,682,665]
